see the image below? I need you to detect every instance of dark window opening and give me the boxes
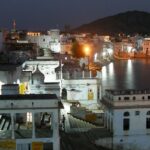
[97,87,100,100]
[62,88,67,99]
[124,97,129,100]
[123,118,129,131]
[147,111,150,115]
[135,111,140,116]
[146,118,150,129]
[124,112,130,116]
[133,96,136,100]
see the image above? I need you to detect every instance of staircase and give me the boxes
[0,114,11,130]
[70,105,104,126]
[68,114,97,132]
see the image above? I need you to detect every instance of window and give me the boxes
[62,88,67,99]
[124,112,130,116]
[147,111,150,115]
[124,97,129,100]
[97,87,100,100]
[133,96,136,100]
[123,118,130,131]
[27,112,32,122]
[123,111,130,131]
[142,96,145,100]
[146,111,150,129]
[148,96,150,100]
[118,97,121,100]
[146,118,150,129]
[135,111,140,116]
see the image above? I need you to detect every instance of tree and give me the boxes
[71,38,84,58]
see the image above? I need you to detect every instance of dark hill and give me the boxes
[74,11,150,35]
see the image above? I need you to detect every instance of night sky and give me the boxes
[0,0,150,30]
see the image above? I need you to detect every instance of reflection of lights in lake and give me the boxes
[126,59,134,88]
[127,59,132,71]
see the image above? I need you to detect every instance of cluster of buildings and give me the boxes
[0,27,102,150]
[0,27,114,65]
[113,35,150,59]
[0,25,150,150]
[1,25,150,62]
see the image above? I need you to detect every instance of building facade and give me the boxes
[27,30,61,53]
[0,93,61,150]
[100,89,150,150]
[142,38,150,56]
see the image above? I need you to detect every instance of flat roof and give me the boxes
[105,89,150,96]
[0,94,58,100]
[0,64,21,71]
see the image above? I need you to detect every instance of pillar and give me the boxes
[32,112,35,138]
[90,70,92,78]
[11,113,15,139]
[82,71,85,78]
[52,110,60,150]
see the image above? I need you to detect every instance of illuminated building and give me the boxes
[0,85,62,150]
[143,38,150,56]
[27,30,61,53]
[98,89,150,150]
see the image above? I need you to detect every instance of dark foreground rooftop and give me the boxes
[60,130,110,150]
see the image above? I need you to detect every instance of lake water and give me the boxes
[101,59,150,94]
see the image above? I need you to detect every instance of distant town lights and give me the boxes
[94,53,98,61]
[107,48,113,55]
[102,51,106,57]
[127,46,132,53]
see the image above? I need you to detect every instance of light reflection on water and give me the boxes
[101,59,150,93]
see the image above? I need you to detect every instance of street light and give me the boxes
[84,45,90,70]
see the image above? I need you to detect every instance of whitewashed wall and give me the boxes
[62,79,100,107]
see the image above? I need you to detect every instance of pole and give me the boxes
[88,55,89,70]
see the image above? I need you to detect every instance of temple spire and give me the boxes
[13,20,16,31]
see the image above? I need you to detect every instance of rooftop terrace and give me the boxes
[105,89,150,96]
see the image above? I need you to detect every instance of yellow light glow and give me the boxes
[84,45,90,56]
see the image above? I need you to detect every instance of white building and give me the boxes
[22,59,60,96]
[27,30,61,53]
[62,72,101,109]
[98,89,150,150]
[0,90,61,150]
[0,52,62,150]
[142,38,150,56]
[0,64,22,94]
[22,61,101,109]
